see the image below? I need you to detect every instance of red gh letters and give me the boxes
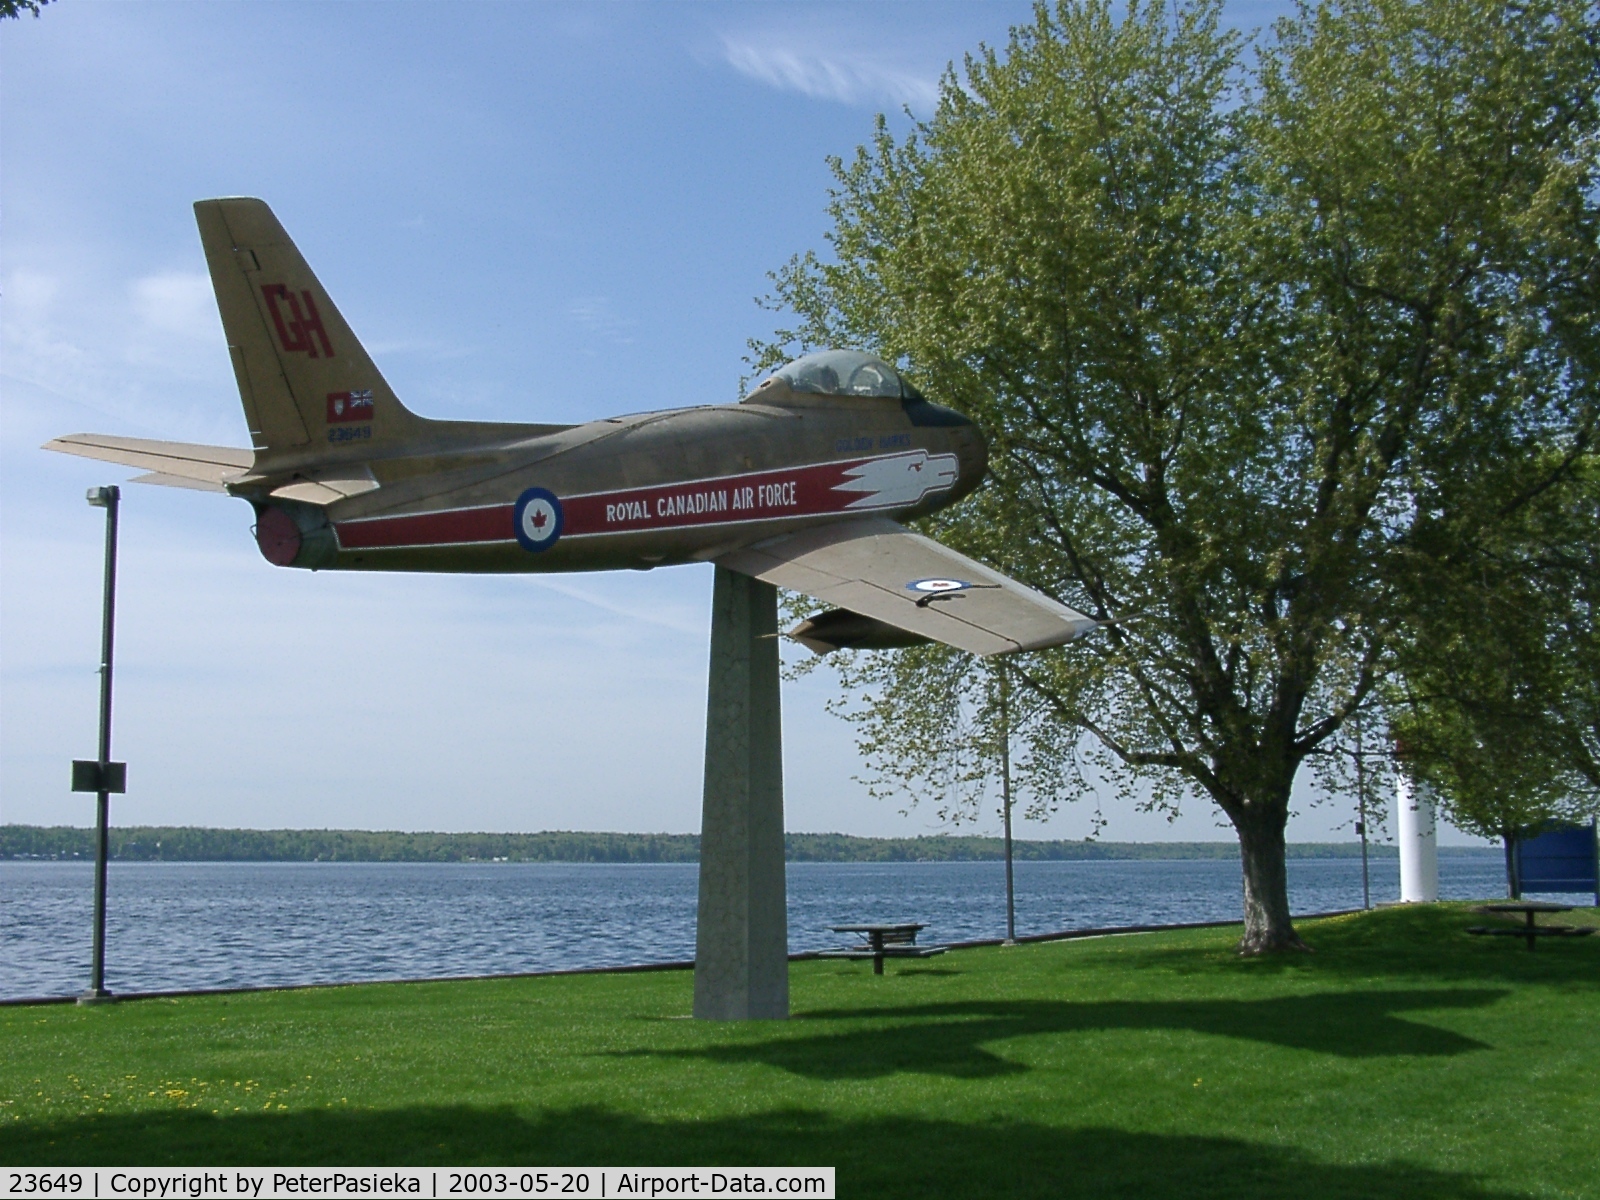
[262,284,335,358]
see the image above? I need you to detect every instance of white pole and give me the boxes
[1397,773,1438,902]
[999,667,1015,945]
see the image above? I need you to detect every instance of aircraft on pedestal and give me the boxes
[46,198,1093,656]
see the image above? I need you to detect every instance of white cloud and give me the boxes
[0,266,240,446]
[4,268,63,316]
[2,269,90,381]
[568,295,635,346]
[130,271,219,342]
[718,34,940,111]
[526,575,702,637]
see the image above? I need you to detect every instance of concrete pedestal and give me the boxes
[1397,774,1439,902]
[693,566,788,1020]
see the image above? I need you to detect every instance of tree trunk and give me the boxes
[1503,833,1521,900]
[1234,811,1309,954]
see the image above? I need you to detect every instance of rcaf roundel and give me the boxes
[907,578,972,594]
[514,488,563,552]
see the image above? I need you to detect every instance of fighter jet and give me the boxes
[46,198,1093,657]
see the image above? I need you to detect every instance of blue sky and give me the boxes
[0,0,1483,844]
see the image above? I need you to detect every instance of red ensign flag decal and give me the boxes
[326,390,375,424]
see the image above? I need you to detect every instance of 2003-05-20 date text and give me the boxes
[447,1176,588,1195]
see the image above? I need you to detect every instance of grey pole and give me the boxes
[80,485,120,1005]
[693,566,788,1020]
[1000,666,1016,945]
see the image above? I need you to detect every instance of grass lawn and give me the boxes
[2,904,1596,1198]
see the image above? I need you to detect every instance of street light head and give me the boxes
[86,486,118,508]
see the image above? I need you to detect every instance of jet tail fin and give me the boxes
[195,197,424,461]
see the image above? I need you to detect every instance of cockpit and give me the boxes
[770,350,927,401]
[748,348,974,428]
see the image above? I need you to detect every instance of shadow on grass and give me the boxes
[1140,905,1600,986]
[884,967,965,977]
[0,1105,1527,1198]
[627,989,1504,1080]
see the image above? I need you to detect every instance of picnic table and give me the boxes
[819,923,947,975]
[1467,901,1596,951]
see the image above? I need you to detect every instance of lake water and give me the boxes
[0,855,1509,1001]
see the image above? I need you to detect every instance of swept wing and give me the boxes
[716,517,1095,657]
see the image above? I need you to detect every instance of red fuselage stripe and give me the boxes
[335,503,510,550]
[333,453,952,551]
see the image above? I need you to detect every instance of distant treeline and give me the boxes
[0,825,1466,863]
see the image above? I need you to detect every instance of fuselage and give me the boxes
[250,380,987,574]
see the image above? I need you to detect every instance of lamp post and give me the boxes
[73,485,125,1006]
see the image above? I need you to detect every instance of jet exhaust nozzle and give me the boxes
[253,502,338,569]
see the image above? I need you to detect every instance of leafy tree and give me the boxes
[754,0,1600,951]
[804,646,1098,833]
[1392,456,1599,887]
[0,0,53,19]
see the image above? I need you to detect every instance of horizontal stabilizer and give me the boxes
[44,434,253,488]
[268,464,381,505]
[129,471,229,493]
[717,517,1095,657]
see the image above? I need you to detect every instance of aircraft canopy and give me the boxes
[775,350,924,400]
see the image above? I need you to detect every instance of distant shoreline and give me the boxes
[2,824,1496,863]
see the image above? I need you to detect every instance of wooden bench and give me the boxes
[818,923,947,975]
